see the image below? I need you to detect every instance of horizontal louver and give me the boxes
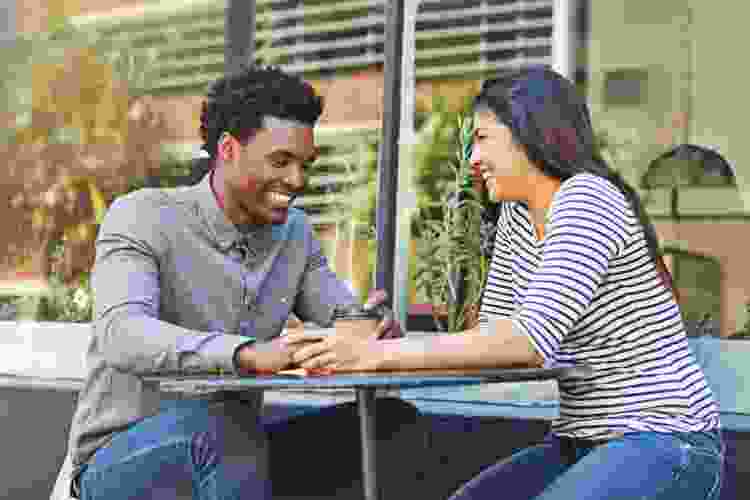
[71,0,553,226]
[72,0,554,93]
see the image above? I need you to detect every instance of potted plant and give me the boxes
[414,114,489,332]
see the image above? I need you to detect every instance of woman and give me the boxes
[284,67,724,500]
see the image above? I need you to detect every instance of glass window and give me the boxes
[665,248,722,336]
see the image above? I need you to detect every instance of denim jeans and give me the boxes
[77,396,428,500]
[78,396,271,500]
[449,430,724,500]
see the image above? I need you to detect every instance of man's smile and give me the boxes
[268,191,293,207]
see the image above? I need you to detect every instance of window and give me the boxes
[643,144,736,189]
[664,248,722,336]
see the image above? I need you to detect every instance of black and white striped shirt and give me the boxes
[479,173,720,440]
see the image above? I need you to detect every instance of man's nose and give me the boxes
[284,163,305,190]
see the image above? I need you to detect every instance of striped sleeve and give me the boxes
[479,204,516,331]
[513,176,631,361]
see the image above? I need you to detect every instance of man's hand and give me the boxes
[235,337,295,374]
[363,289,404,340]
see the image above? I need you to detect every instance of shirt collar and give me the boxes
[191,170,275,251]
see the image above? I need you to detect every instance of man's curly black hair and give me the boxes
[199,65,323,159]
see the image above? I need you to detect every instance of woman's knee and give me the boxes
[448,441,564,500]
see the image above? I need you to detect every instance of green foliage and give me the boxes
[348,140,379,234]
[345,95,475,242]
[12,241,93,323]
[729,302,750,339]
[413,95,475,231]
[4,153,190,324]
[414,114,488,332]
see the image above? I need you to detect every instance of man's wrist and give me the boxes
[232,338,257,374]
[234,337,294,374]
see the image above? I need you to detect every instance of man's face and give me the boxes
[217,117,318,226]
[471,110,534,203]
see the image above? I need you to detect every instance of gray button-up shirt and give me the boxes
[67,172,356,480]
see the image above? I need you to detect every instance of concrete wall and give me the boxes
[655,220,750,336]
[589,1,750,337]
[690,1,750,190]
[588,0,691,184]
[588,0,749,194]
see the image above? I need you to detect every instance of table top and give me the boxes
[143,365,593,392]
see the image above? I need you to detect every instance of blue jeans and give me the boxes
[77,396,428,500]
[449,430,724,500]
[78,396,271,500]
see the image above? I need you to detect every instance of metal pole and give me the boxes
[225,0,255,75]
[0,0,14,47]
[357,387,379,500]
[552,0,578,80]
[393,0,419,328]
[374,0,404,306]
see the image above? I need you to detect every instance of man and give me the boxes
[64,65,427,499]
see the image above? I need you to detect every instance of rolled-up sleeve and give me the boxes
[512,178,630,362]
[92,192,254,375]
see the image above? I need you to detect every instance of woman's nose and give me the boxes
[470,143,482,167]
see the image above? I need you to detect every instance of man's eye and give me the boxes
[271,158,289,168]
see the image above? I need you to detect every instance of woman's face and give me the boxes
[471,110,536,203]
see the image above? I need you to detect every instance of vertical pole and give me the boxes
[552,0,578,80]
[225,0,256,75]
[393,0,419,329]
[0,0,14,47]
[374,0,404,307]
[357,388,379,500]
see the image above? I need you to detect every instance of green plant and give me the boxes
[348,139,379,232]
[12,240,93,322]
[414,114,488,332]
[729,302,750,339]
[413,95,475,234]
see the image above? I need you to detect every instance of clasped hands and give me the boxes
[236,290,402,374]
[284,289,402,373]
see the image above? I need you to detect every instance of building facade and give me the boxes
[10,0,748,336]
[588,0,750,336]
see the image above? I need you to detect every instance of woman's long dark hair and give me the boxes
[474,66,677,299]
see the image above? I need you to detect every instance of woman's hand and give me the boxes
[281,331,384,372]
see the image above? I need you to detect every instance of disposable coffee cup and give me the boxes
[332,304,382,340]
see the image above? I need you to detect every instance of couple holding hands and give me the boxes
[67,65,723,500]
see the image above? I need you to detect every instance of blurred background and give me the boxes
[1,0,749,339]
